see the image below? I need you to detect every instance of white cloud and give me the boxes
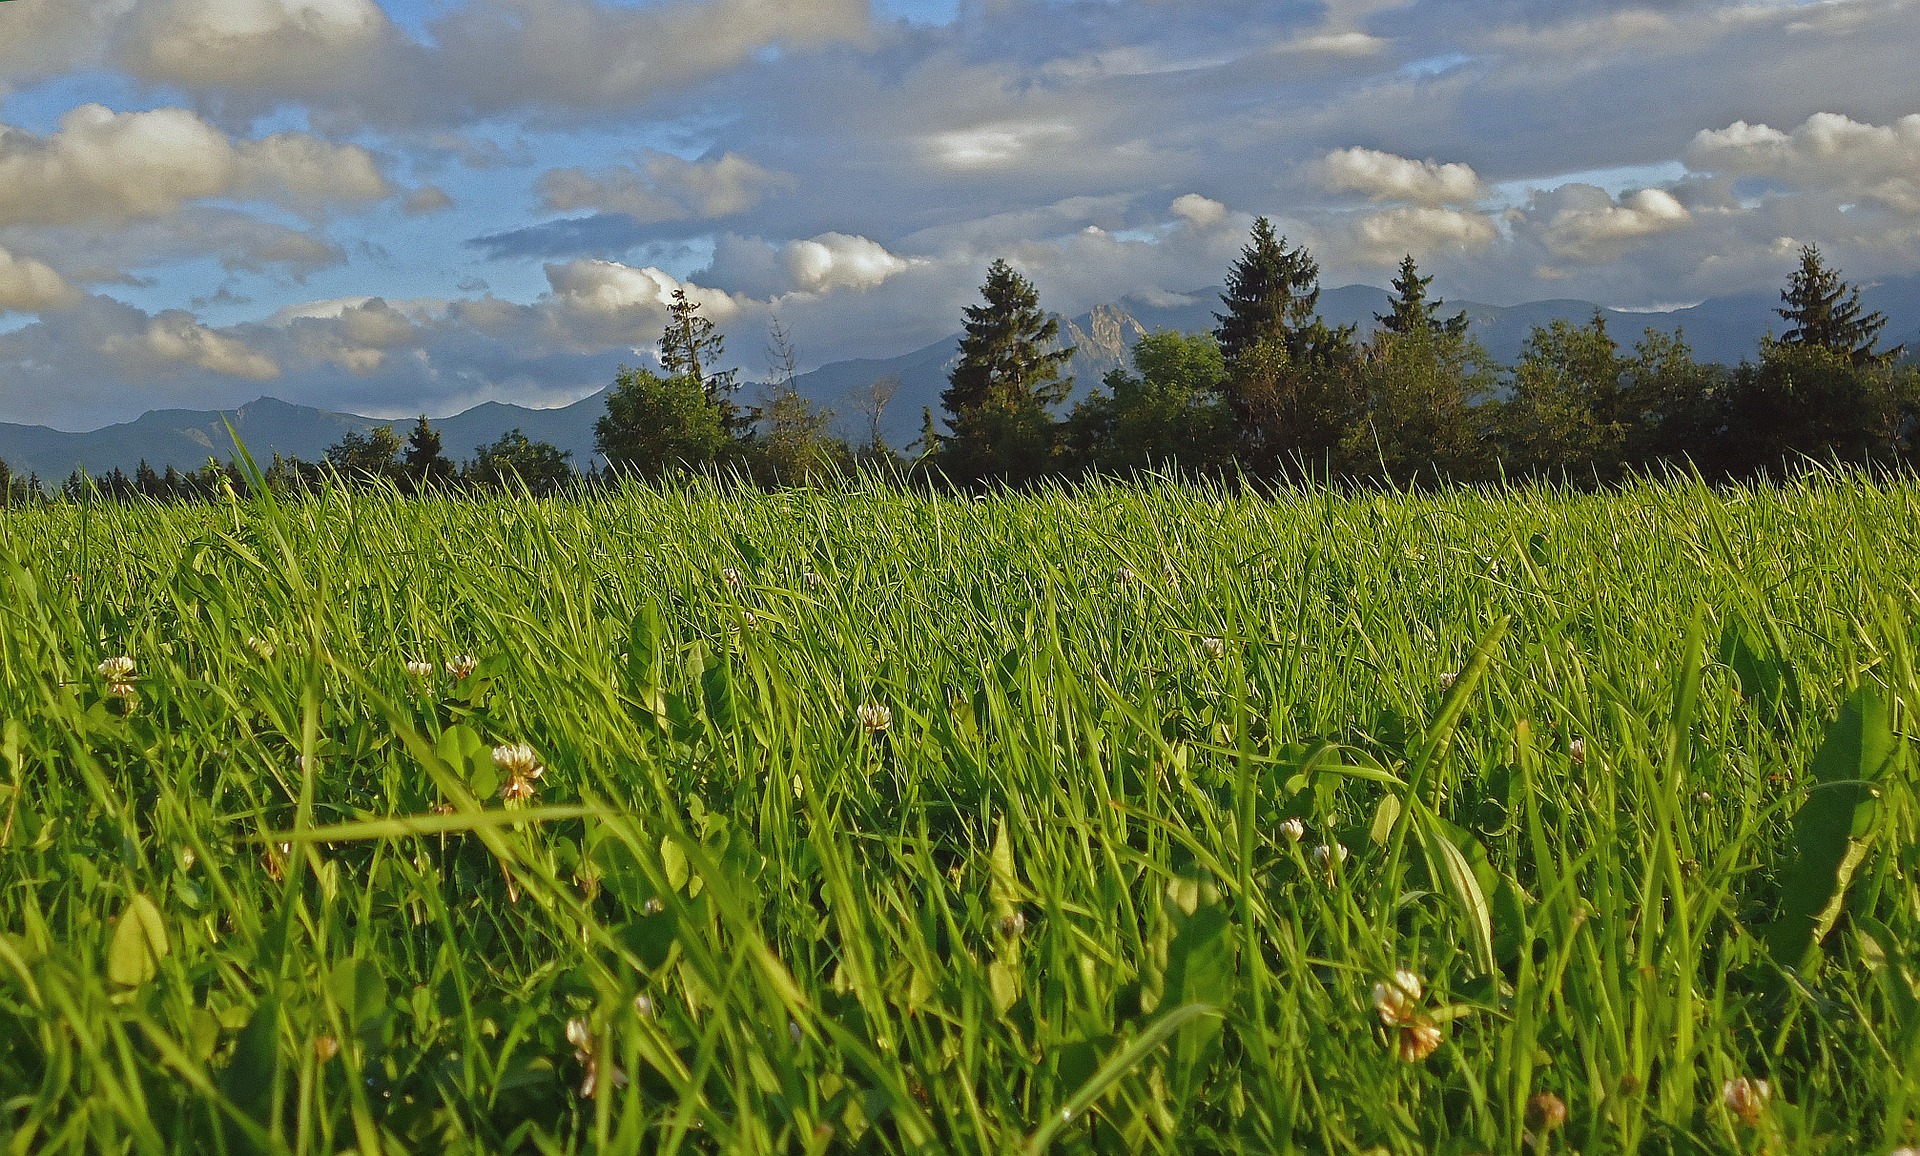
[0,247,80,312]
[1320,147,1484,206]
[117,0,389,88]
[0,105,390,228]
[784,233,912,293]
[101,312,281,380]
[1516,185,1693,262]
[924,121,1078,171]
[1353,206,1498,261]
[1687,113,1920,215]
[1171,194,1228,229]
[539,152,797,223]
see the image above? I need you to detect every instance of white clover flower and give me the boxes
[633,993,654,1019]
[406,660,436,679]
[245,635,276,661]
[447,655,478,680]
[1312,842,1349,868]
[1721,1077,1770,1126]
[1438,671,1458,691]
[1114,566,1136,585]
[566,1017,628,1098]
[1371,969,1426,1027]
[98,655,136,681]
[492,743,542,779]
[1568,738,1586,765]
[722,567,742,589]
[1396,1019,1443,1063]
[1201,636,1226,660]
[1278,818,1305,843]
[494,743,544,803]
[803,570,824,589]
[857,702,893,735]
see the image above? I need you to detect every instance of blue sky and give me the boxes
[0,0,1916,428]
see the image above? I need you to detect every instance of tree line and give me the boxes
[4,225,1913,504]
[587,229,1916,488]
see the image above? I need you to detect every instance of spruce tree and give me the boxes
[937,260,1074,485]
[403,415,454,489]
[1212,219,1357,473]
[1376,254,1468,338]
[1777,244,1892,365]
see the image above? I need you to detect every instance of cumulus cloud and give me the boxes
[1319,147,1484,206]
[1171,194,1228,229]
[101,311,281,380]
[1513,185,1693,263]
[539,152,797,223]
[1353,206,1498,261]
[0,105,389,228]
[785,233,912,293]
[0,247,80,312]
[1687,113,1920,215]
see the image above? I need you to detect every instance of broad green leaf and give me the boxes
[327,958,389,1033]
[1767,685,1895,970]
[661,836,690,893]
[108,894,168,987]
[1418,810,1496,977]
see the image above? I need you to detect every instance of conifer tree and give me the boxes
[1212,219,1357,473]
[937,260,1074,484]
[403,415,455,489]
[661,289,742,431]
[1777,244,1893,364]
[1376,254,1468,338]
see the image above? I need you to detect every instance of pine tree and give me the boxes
[937,259,1074,484]
[1376,254,1468,338]
[1777,244,1893,365]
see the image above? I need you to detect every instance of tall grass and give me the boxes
[0,472,1915,1154]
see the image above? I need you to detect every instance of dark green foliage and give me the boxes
[594,365,734,479]
[403,415,455,490]
[1376,254,1468,339]
[1213,219,1358,472]
[1777,244,1894,365]
[324,425,405,484]
[937,259,1074,485]
[1063,330,1232,474]
[465,427,573,494]
[1340,322,1498,484]
[661,288,743,433]
[746,387,851,485]
[1499,312,1631,481]
[1720,341,1914,474]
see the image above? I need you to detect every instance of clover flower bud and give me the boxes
[1525,1092,1568,1134]
[447,655,478,679]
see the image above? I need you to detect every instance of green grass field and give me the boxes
[1,475,1916,1154]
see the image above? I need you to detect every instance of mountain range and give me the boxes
[4,276,1916,478]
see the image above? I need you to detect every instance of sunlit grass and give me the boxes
[0,472,1915,1154]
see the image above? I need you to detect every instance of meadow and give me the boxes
[0,473,1915,1154]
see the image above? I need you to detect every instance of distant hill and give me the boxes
[6,274,1918,474]
[0,392,609,481]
